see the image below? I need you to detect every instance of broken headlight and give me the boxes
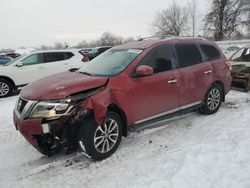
[29,99,72,119]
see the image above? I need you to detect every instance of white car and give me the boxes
[229,46,250,67]
[0,49,87,97]
[224,46,241,58]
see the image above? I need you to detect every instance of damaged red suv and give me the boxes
[13,37,231,160]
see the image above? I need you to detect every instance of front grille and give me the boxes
[17,98,28,113]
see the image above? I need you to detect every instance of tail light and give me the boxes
[81,55,89,62]
[224,61,232,71]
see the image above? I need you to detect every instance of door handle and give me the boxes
[204,70,212,74]
[168,79,178,84]
[38,67,44,69]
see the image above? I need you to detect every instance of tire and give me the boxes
[79,112,123,160]
[200,84,223,115]
[0,79,13,98]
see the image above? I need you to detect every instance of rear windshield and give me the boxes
[78,49,142,76]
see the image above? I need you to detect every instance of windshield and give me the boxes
[4,55,24,66]
[78,49,143,76]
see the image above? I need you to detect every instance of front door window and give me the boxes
[21,54,43,65]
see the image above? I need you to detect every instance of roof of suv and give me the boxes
[30,49,80,54]
[113,36,210,50]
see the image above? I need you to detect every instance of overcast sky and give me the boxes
[0,0,208,49]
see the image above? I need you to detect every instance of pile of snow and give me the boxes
[0,91,250,188]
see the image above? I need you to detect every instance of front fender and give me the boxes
[83,87,131,125]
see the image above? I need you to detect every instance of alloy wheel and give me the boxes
[94,118,119,153]
[0,82,9,97]
[207,88,221,111]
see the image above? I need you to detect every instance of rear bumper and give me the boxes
[13,109,43,147]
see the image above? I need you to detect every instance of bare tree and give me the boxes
[40,45,52,50]
[99,32,123,46]
[152,1,188,36]
[54,42,68,49]
[204,0,246,40]
[188,0,198,37]
[74,32,135,48]
[241,0,250,37]
[75,40,90,48]
[123,37,135,43]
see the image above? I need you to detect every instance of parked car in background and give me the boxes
[81,46,111,60]
[229,46,250,91]
[13,36,231,160]
[6,52,21,59]
[0,56,12,65]
[0,49,88,97]
[224,46,241,58]
[229,46,250,67]
[216,39,250,55]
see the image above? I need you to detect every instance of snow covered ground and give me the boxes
[0,90,250,188]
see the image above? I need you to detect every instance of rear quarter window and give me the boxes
[175,44,202,68]
[64,52,74,60]
[44,52,66,63]
[200,44,221,61]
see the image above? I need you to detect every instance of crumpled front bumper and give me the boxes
[13,109,43,147]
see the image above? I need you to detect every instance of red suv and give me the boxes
[13,37,231,160]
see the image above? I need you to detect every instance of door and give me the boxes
[174,44,213,107]
[13,53,46,85]
[130,45,180,124]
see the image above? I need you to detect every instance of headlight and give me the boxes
[29,99,72,119]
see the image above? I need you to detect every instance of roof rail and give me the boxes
[178,36,207,40]
[138,35,175,41]
[138,35,207,41]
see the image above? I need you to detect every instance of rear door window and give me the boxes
[43,52,66,63]
[175,44,202,68]
[137,45,173,74]
[200,44,220,61]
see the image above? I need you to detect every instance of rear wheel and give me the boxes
[0,79,13,98]
[200,84,223,115]
[79,112,123,160]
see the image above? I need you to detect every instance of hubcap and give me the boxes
[0,82,9,97]
[207,88,221,111]
[94,118,119,153]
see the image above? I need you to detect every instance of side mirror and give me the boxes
[16,62,23,67]
[136,65,153,77]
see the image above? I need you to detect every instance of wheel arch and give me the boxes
[107,104,128,137]
[0,76,16,88]
[213,80,225,102]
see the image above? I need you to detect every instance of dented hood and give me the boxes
[20,71,108,100]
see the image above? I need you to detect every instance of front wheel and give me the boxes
[79,112,123,160]
[200,84,223,115]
